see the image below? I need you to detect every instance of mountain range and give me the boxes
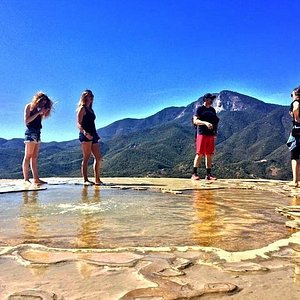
[0,90,293,180]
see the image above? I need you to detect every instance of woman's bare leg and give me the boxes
[91,142,102,184]
[81,142,92,183]
[31,143,43,183]
[22,142,38,182]
[292,159,299,187]
[22,144,31,182]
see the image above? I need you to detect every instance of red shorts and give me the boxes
[195,134,215,155]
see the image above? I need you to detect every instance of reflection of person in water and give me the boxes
[81,185,101,204]
[75,183,102,277]
[76,186,102,248]
[21,191,50,276]
[289,196,300,284]
[294,245,300,284]
[192,189,220,247]
[291,195,300,206]
[21,191,41,239]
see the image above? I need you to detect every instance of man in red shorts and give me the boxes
[191,93,219,180]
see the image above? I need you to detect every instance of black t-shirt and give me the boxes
[194,105,219,136]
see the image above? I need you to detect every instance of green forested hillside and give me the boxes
[101,123,194,177]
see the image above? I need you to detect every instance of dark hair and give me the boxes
[294,86,300,96]
[202,93,216,102]
[82,89,94,97]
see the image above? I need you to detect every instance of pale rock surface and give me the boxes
[0,178,299,299]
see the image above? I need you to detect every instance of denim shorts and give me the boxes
[79,132,100,144]
[24,128,41,143]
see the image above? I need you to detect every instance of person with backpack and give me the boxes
[288,86,300,187]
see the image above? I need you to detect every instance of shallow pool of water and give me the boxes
[0,185,292,251]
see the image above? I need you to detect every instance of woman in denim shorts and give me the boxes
[22,92,54,185]
[76,90,103,185]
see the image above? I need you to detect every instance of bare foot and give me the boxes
[24,179,31,185]
[84,180,94,186]
[288,182,298,188]
[95,181,104,186]
[34,179,48,185]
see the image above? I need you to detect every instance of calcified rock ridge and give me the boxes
[0,177,300,299]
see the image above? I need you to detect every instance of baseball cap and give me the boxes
[203,93,217,100]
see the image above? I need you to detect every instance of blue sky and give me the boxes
[0,0,299,142]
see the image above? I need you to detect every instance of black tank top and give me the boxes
[82,105,96,134]
[27,108,42,130]
[290,100,300,126]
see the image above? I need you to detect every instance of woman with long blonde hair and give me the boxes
[77,90,102,185]
[22,92,54,185]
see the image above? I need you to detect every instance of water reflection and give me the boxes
[294,245,300,284]
[291,196,300,206]
[190,188,291,251]
[0,186,292,251]
[75,186,104,278]
[20,191,42,239]
[192,189,221,247]
[76,186,103,248]
[20,192,50,276]
[290,196,300,284]
[81,185,101,204]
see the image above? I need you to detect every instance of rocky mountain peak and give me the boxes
[174,90,279,124]
[213,91,249,113]
[206,90,276,114]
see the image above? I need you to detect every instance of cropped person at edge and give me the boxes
[191,93,219,181]
[22,92,54,185]
[76,89,103,186]
[289,86,300,187]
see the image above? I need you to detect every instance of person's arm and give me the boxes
[293,101,300,123]
[193,115,213,129]
[24,104,43,125]
[77,106,93,139]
